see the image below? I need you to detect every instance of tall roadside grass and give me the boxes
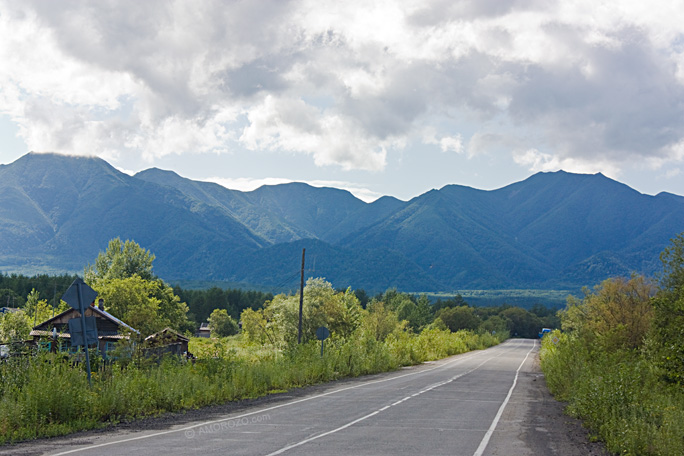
[540,331,684,455]
[0,329,503,444]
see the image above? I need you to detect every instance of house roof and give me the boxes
[32,305,139,335]
[29,330,130,340]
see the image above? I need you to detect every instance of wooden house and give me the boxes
[30,305,139,358]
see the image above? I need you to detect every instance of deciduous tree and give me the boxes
[208,309,239,338]
[650,232,684,383]
[437,306,482,332]
[85,238,191,337]
[0,310,31,343]
[85,238,155,283]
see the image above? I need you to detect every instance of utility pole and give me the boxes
[298,248,305,344]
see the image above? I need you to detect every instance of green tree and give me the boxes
[363,300,404,341]
[397,294,433,332]
[85,238,191,337]
[437,306,482,332]
[85,238,155,283]
[432,294,467,313]
[561,275,655,351]
[381,288,417,312]
[500,307,543,338]
[0,288,23,308]
[650,232,684,383]
[658,232,684,292]
[208,309,239,337]
[97,276,163,337]
[22,289,68,326]
[240,307,274,345]
[240,278,364,346]
[480,315,510,336]
[0,310,31,343]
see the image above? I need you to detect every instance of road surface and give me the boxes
[1,339,609,456]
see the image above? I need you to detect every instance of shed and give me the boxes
[197,322,211,338]
[144,327,190,357]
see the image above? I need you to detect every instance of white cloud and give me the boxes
[438,135,464,154]
[423,128,464,154]
[513,148,621,178]
[1,0,684,179]
[204,176,383,202]
[206,177,294,192]
[664,168,681,179]
[240,95,389,171]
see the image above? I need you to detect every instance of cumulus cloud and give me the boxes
[205,176,383,203]
[1,0,684,176]
[513,148,621,178]
[423,127,464,154]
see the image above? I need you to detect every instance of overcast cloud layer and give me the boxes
[1,0,684,199]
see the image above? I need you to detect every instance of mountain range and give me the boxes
[1,152,683,293]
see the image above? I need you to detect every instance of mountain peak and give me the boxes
[1,153,683,291]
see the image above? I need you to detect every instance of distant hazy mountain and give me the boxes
[1,152,682,292]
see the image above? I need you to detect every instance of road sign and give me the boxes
[68,316,99,346]
[316,326,330,358]
[316,326,330,341]
[62,278,98,311]
[61,278,98,386]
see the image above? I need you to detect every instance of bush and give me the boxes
[541,330,684,454]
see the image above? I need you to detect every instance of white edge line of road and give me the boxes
[472,339,536,456]
[263,347,504,456]
[50,342,526,456]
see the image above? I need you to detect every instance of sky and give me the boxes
[1,1,684,202]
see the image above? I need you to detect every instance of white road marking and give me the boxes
[51,340,528,456]
[472,340,536,456]
[265,410,382,456]
[265,343,523,455]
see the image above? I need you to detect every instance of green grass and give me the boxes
[0,329,502,444]
[540,332,684,455]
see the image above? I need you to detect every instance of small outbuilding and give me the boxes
[144,327,190,357]
[196,322,211,338]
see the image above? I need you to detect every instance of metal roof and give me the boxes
[32,306,140,335]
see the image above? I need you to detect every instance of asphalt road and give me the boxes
[3,339,609,456]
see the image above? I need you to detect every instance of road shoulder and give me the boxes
[486,352,612,455]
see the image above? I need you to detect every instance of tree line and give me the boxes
[0,273,77,309]
[1,237,559,343]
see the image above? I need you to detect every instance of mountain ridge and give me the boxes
[1,152,682,292]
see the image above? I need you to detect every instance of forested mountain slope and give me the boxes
[1,152,682,292]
